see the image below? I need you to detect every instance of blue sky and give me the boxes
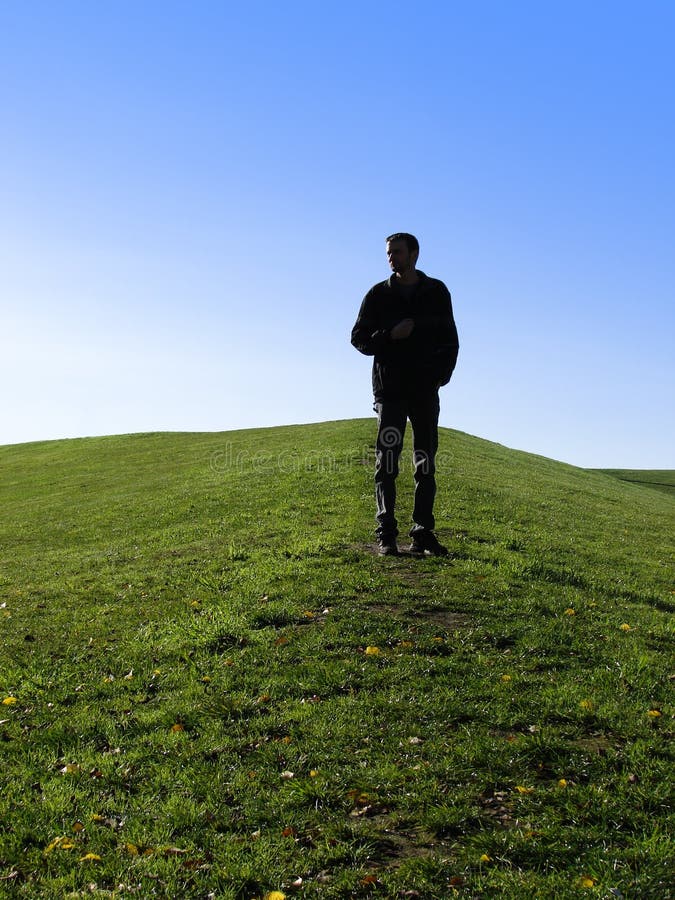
[2,0,673,467]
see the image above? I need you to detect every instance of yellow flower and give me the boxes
[564,608,576,616]
[500,674,512,682]
[480,853,491,862]
[44,836,76,853]
[79,853,102,862]
[44,836,68,854]
[264,892,286,900]
[620,623,632,631]
[580,699,593,711]
[579,875,596,888]
[558,778,568,788]
[2,697,18,705]
[365,646,380,655]
[647,709,662,718]
[515,785,534,794]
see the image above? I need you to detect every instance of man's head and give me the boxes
[386,232,419,277]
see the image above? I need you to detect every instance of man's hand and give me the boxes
[390,318,415,340]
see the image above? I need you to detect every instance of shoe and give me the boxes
[377,537,399,556]
[409,531,448,556]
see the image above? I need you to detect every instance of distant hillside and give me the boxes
[594,468,675,496]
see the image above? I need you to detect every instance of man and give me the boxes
[351,233,459,556]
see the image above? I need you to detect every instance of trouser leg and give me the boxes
[408,391,440,535]
[374,402,407,539]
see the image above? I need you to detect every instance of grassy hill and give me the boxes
[1,420,673,898]
[595,468,675,497]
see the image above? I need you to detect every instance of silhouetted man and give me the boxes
[351,233,459,556]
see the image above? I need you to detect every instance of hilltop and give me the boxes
[0,420,672,898]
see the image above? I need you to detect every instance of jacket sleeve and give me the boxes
[426,285,459,385]
[350,289,391,356]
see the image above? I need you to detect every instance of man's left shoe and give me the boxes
[409,531,448,557]
[377,537,400,556]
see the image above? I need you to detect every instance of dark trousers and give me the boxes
[374,392,440,539]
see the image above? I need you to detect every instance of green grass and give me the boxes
[1,419,673,899]
[595,469,675,497]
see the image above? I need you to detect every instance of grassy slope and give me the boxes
[0,420,673,899]
[595,469,675,497]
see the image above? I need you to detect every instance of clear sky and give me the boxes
[2,0,673,468]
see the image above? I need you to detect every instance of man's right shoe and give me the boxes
[409,531,448,557]
[377,537,399,556]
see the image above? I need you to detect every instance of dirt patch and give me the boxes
[349,812,440,867]
[364,601,471,631]
[408,607,471,630]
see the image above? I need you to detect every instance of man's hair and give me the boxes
[386,232,419,255]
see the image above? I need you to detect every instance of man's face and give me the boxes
[386,239,417,275]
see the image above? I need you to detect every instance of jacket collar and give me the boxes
[387,270,427,289]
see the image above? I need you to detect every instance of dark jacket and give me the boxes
[351,271,459,402]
